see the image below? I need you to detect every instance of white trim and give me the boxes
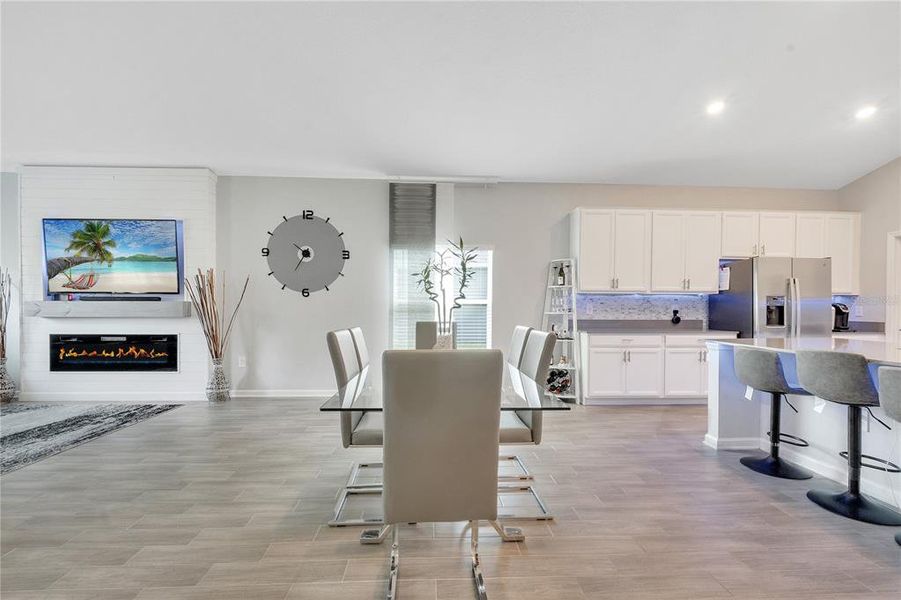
[584,397,706,406]
[229,389,333,398]
[702,434,761,450]
[16,391,205,402]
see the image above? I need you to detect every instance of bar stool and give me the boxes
[733,346,812,479]
[877,366,901,545]
[796,351,901,525]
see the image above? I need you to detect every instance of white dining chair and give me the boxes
[498,328,557,520]
[326,328,384,527]
[364,349,522,598]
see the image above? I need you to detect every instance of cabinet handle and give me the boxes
[752,244,757,256]
[612,277,616,289]
[627,350,631,362]
[623,350,627,363]
[687,278,691,289]
[761,244,766,255]
[699,349,703,362]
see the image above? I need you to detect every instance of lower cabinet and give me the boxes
[663,348,708,397]
[586,341,663,398]
[583,333,732,402]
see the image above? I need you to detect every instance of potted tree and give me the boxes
[412,238,478,349]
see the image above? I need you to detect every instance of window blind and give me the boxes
[389,183,436,349]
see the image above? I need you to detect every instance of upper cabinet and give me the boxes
[825,213,860,295]
[571,209,650,292]
[721,212,759,258]
[651,211,721,292]
[795,213,827,257]
[758,212,796,257]
[573,208,859,296]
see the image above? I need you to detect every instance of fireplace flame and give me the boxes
[58,346,169,361]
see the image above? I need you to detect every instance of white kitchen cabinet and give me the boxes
[758,212,796,257]
[624,348,664,396]
[571,209,650,292]
[650,211,686,292]
[651,211,721,292]
[614,211,652,291]
[683,212,722,292]
[825,213,860,295]
[664,347,707,396]
[587,347,627,396]
[721,212,760,257]
[795,213,827,258]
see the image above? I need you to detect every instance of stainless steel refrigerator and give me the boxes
[708,257,833,338]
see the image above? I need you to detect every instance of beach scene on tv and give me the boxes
[43,219,179,294]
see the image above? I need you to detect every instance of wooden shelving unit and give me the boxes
[541,258,581,404]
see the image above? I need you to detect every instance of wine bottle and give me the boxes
[557,264,565,285]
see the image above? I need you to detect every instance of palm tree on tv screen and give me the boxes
[64,220,117,281]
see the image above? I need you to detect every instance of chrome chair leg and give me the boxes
[498,454,533,482]
[496,484,553,521]
[470,521,489,600]
[346,461,383,489]
[328,486,384,527]
[385,526,399,600]
[490,519,524,542]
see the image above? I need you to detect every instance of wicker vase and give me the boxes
[206,358,230,402]
[0,358,16,403]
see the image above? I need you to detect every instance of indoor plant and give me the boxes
[0,267,15,402]
[412,237,478,349]
[184,269,249,401]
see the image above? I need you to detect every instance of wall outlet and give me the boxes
[853,302,864,318]
[238,356,247,368]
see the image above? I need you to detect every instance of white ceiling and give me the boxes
[2,2,899,189]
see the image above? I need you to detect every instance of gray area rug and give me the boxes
[1,402,180,474]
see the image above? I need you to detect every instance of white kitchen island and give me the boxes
[705,337,901,505]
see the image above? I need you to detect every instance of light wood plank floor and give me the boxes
[1,400,899,599]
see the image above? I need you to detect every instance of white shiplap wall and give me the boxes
[19,167,216,401]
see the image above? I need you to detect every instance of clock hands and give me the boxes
[294,258,303,271]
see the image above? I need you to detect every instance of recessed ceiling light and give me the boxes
[855,105,877,120]
[706,100,726,116]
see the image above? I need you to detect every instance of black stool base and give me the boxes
[807,489,901,526]
[740,455,813,480]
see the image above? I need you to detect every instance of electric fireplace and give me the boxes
[50,334,178,372]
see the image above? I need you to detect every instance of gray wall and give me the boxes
[217,176,389,394]
[837,157,901,324]
[453,183,841,357]
[0,172,20,381]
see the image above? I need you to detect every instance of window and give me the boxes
[447,247,493,349]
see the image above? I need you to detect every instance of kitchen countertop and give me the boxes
[585,330,739,337]
[708,336,901,366]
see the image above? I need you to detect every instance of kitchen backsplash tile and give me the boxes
[576,294,709,322]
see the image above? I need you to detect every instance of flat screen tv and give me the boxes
[43,219,183,296]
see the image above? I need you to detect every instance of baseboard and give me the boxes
[229,389,333,399]
[702,434,761,450]
[16,391,206,402]
[584,397,706,406]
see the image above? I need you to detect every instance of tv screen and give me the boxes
[43,219,181,295]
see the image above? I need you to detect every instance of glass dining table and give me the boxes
[319,363,571,542]
[319,363,573,413]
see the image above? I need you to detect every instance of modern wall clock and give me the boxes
[263,211,349,296]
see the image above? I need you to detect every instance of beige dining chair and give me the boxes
[326,328,384,527]
[499,328,557,520]
[363,349,522,598]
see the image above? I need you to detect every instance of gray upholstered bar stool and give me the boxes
[733,346,812,479]
[796,351,901,525]
[877,366,901,545]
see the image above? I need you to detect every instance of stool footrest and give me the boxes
[766,431,809,447]
[838,451,901,473]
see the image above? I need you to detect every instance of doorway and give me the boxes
[888,231,901,349]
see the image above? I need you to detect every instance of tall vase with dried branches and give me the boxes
[0,267,16,402]
[412,238,478,348]
[184,269,249,402]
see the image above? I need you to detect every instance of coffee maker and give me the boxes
[831,302,850,332]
